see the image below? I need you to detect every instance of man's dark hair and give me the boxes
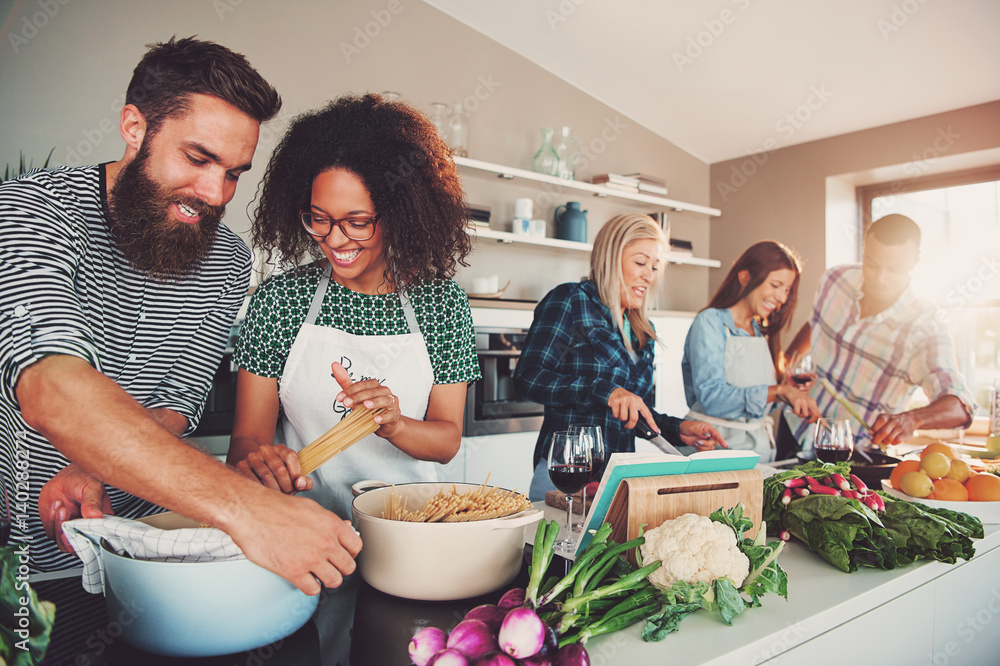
[126,36,281,135]
[252,93,471,290]
[865,213,921,247]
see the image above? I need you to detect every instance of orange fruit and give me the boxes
[928,477,969,501]
[965,473,1000,501]
[889,460,921,489]
[920,442,957,461]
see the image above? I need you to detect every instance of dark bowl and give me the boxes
[847,451,903,489]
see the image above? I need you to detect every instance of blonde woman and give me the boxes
[514,214,724,499]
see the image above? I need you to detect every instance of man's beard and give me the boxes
[107,144,224,280]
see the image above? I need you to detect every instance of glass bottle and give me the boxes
[427,102,449,139]
[532,128,559,177]
[446,102,469,157]
[554,126,582,180]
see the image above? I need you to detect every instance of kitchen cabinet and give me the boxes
[455,156,722,269]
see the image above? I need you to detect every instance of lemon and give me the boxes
[900,471,934,498]
[987,434,1000,452]
[945,458,972,483]
[919,451,951,479]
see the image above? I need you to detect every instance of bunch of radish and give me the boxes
[408,590,589,666]
[778,471,885,525]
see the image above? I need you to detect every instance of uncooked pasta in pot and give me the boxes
[382,481,532,522]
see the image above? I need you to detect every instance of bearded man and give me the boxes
[0,37,361,663]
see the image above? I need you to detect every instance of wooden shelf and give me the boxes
[466,227,721,267]
[454,156,721,217]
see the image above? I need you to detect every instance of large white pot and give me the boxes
[351,483,542,601]
[100,512,318,657]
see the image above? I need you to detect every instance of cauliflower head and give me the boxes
[640,513,750,590]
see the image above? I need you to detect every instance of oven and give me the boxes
[463,326,544,437]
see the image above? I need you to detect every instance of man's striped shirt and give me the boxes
[0,163,251,572]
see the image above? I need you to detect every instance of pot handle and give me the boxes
[492,508,544,530]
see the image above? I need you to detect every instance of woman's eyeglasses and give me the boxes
[299,212,378,241]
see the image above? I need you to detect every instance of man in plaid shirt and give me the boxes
[787,214,976,451]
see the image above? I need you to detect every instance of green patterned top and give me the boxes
[234,263,480,385]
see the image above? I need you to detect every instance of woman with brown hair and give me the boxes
[682,240,820,462]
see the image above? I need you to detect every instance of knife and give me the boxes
[635,411,687,457]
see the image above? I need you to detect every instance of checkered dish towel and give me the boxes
[62,515,246,594]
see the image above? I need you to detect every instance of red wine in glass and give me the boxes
[816,447,851,463]
[791,374,812,387]
[589,457,605,483]
[549,463,591,494]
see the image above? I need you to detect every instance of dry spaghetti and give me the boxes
[382,481,532,522]
[298,405,385,476]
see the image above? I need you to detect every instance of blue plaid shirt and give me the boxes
[514,280,682,468]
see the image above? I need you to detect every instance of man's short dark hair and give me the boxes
[865,213,921,247]
[126,36,281,135]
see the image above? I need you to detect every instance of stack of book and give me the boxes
[590,173,641,192]
[466,203,491,228]
[624,173,668,196]
[669,238,694,256]
[591,173,668,196]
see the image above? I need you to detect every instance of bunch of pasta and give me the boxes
[298,405,384,475]
[383,482,532,522]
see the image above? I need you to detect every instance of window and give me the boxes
[859,167,1000,416]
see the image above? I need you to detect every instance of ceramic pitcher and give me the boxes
[554,202,588,243]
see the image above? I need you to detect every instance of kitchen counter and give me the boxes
[88,505,1000,665]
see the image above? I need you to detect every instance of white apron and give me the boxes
[687,325,776,462]
[278,265,436,520]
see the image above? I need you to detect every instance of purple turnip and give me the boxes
[446,619,497,660]
[521,654,553,666]
[409,626,447,666]
[497,587,526,610]
[552,643,591,666]
[427,649,470,666]
[463,604,506,635]
[498,606,546,658]
[472,651,518,666]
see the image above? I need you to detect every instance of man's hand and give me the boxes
[38,463,113,553]
[678,420,728,451]
[870,412,921,447]
[224,491,364,595]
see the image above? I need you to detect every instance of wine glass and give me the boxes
[567,425,605,533]
[814,419,854,463]
[788,354,815,389]
[547,431,591,554]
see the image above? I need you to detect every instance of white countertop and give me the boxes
[533,503,1000,664]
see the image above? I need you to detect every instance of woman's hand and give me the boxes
[233,443,312,494]
[775,384,822,421]
[678,420,728,451]
[607,387,656,431]
[331,361,403,439]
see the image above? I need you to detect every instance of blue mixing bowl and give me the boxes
[100,536,318,657]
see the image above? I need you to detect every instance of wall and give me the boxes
[0,0,714,309]
[708,100,1000,334]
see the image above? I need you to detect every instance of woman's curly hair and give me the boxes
[252,93,472,289]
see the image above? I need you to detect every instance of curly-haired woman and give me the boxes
[227,94,480,521]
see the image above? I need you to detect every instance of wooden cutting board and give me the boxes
[605,469,763,565]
